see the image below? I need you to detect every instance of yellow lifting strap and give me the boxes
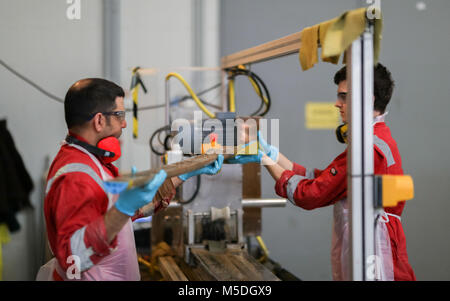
[130,67,148,139]
[298,7,383,71]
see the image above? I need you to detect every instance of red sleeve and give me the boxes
[292,162,324,178]
[292,162,306,175]
[276,153,347,210]
[374,148,387,174]
[46,174,118,272]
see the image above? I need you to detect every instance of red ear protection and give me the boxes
[97,136,121,163]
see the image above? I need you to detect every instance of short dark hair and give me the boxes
[64,78,125,129]
[333,63,395,113]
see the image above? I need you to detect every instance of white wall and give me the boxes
[118,0,220,174]
[0,0,220,280]
[0,0,103,280]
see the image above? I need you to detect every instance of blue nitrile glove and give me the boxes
[104,166,139,195]
[258,131,279,162]
[114,170,167,216]
[178,154,224,181]
[226,150,263,164]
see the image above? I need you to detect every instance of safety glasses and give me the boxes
[102,111,126,121]
[86,110,126,121]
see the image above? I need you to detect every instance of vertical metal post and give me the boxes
[347,26,375,281]
[103,0,121,84]
[187,209,194,245]
[165,78,170,126]
[192,0,203,89]
[362,27,375,281]
[236,209,244,244]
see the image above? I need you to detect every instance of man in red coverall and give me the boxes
[37,78,223,281]
[229,63,416,281]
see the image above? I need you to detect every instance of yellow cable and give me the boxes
[256,235,269,262]
[165,72,215,118]
[228,78,235,112]
[248,77,269,105]
[138,256,152,269]
[227,65,268,116]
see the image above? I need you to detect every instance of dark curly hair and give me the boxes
[333,63,395,114]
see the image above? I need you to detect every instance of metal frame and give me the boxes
[220,15,377,281]
[347,25,375,281]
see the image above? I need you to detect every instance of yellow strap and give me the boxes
[165,72,215,118]
[319,17,341,64]
[299,25,319,71]
[131,72,140,138]
[298,7,383,71]
[322,7,383,64]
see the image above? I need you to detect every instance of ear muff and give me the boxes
[97,136,121,163]
[66,135,121,163]
[336,123,348,144]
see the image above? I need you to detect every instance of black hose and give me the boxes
[227,68,271,116]
[177,175,201,205]
[149,125,170,156]
[136,82,222,112]
[177,82,222,110]
[163,133,173,151]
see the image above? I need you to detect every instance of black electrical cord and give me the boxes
[229,70,263,116]
[0,58,222,113]
[248,70,271,116]
[227,68,271,117]
[133,82,222,112]
[163,133,173,151]
[239,69,271,116]
[149,125,171,156]
[0,59,64,103]
[176,82,222,110]
[177,175,201,205]
[158,127,168,146]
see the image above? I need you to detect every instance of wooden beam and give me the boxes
[190,248,280,281]
[221,32,301,69]
[108,153,234,189]
[158,256,189,281]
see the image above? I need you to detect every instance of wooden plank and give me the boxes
[242,163,261,199]
[221,31,302,69]
[108,153,234,189]
[177,259,215,281]
[158,256,189,281]
[190,248,279,281]
[151,206,184,258]
[241,117,262,236]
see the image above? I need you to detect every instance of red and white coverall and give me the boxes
[275,122,416,281]
[42,134,141,280]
